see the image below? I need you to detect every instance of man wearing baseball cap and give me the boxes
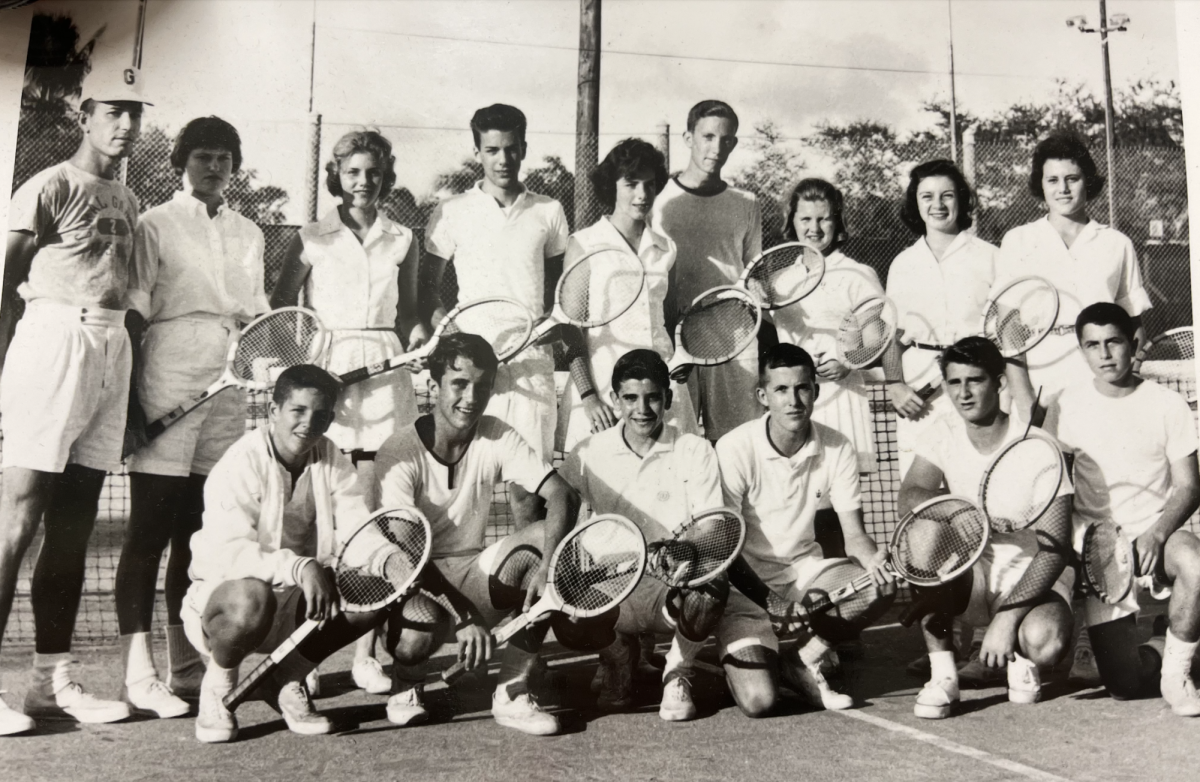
[0,60,151,735]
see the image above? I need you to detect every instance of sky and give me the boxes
[17,0,1185,223]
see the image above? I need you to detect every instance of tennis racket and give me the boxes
[441,514,646,683]
[982,276,1060,358]
[1135,327,1196,409]
[811,495,989,611]
[335,297,534,386]
[667,285,763,381]
[224,507,433,710]
[833,295,899,371]
[645,508,746,588]
[1080,520,1136,605]
[507,245,646,359]
[144,307,328,441]
[978,433,1064,534]
[738,242,825,310]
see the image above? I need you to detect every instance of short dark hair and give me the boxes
[611,349,670,395]
[899,159,976,235]
[758,342,816,386]
[783,178,848,250]
[170,116,243,174]
[686,99,738,133]
[79,98,96,116]
[272,364,341,407]
[938,336,1005,384]
[470,103,527,148]
[324,129,397,200]
[428,332,499,384]
[591,138,669,213]
[1075,301,1136,343]
[1029,132,1106,202]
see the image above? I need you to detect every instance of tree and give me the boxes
[731,121,806,245]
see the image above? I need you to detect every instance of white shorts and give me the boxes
[181,583,305,657]
[325,329,420,452]
[431,537,528,629]
[961,546,1075,628]
[485,346,556,461]
[127,318,246,477]
[0,300,131,473]
[689,350,761,442]
[712,588,779,659]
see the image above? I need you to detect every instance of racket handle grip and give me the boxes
[144,419,167,442]
[337,366,374,386]
[441,660,469,684]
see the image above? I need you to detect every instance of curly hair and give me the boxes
[324,129,397,201]
[170,116,242,174]
[899,159,976,236]
[783,178,848,250]
[1028,132,1106,202]
[590,138,669,213]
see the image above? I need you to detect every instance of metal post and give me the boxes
[947,0,958,164]
[656,122,670,164]
[122,0,148,186]
[306,113,321,222]
[575,0,601,229]
[1098,0,1118,228]
[962,124,978,234]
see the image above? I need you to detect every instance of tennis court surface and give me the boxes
[1,608,1190,782]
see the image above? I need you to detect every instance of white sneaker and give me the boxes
[1067,644,1102,687]
[1007,655,1042,705]
[914,677,959,720]
[386,686,429,726]
[659,676,697,722]
[305,666,321,699]
[492,689,559,736]
[24,663,131,724]
[123,677,190,719]
[273,680,332,735]
[352,657,392,695]
[1161,673,1200,717]
[782,657,853,711]
[0,693,34,736]
[195,685,237,743]
[167,660,206,700]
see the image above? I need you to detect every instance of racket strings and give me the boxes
[553,520,643,613]
[679,294,760,361]
[984,280,1057,355]
[233,312,324,384]
[443,300,533,361]
[1084,523,1135,603]
[980,440,1061,532]
[892,500,987,585]
[746,245,823,307]
[335,514,428,610]
[557,250,644,327]
[1139,329,1195,383]
[836,298,895,369]
[656,513,743,586]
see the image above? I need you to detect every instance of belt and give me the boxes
[26,299,126,327]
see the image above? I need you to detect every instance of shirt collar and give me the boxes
[617,420,679,459]
[757,413,821,463]
[316,208,404,243]
[595,217,670,257]
[1040,215,1102,243]
[473,179,527,211]
[317,207,345,235]
[172,188,225,217]
[921,230,971,261]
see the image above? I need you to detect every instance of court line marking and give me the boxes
[832,708,1074,782]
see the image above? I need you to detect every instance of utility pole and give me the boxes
[947,0,958,164]
[575,0,601,230]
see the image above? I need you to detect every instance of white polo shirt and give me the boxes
[886,232,997,389]
[1046,379,1197,540]
[128,190,267,324]
[424,181,569,314]
[561,422,722,543]
[374,416,554,558]
[716,416,861,588]
[997,218,1151,392]
[300,208,416,329]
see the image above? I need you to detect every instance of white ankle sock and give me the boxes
[929,650,957,681]
[202,662,239,696]
[799,637,831,668]
[663,633,704,680]
[120,631,158,687]
[1162,629,1199,677]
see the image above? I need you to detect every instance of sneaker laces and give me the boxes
[280,681,318,714]
[394,686,423,707]
[512,692,545,712]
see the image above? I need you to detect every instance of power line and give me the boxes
[316,23,1054,81]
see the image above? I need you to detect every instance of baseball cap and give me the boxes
[79,63,153,106]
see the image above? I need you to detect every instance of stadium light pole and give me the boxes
[1066,2,1129,228]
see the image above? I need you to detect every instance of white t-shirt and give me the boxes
[424,182,569,314]
[1047,379,1197,539]
[128,190,267,324]
[374,416,554,557]
[9,161,140,309]
[561,423,721,543]
[716,416,861,588]
[651,178,762,310]
[886,232,997,389]
[301,208,416,329]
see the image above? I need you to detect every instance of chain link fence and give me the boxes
[3,106,1192,644]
